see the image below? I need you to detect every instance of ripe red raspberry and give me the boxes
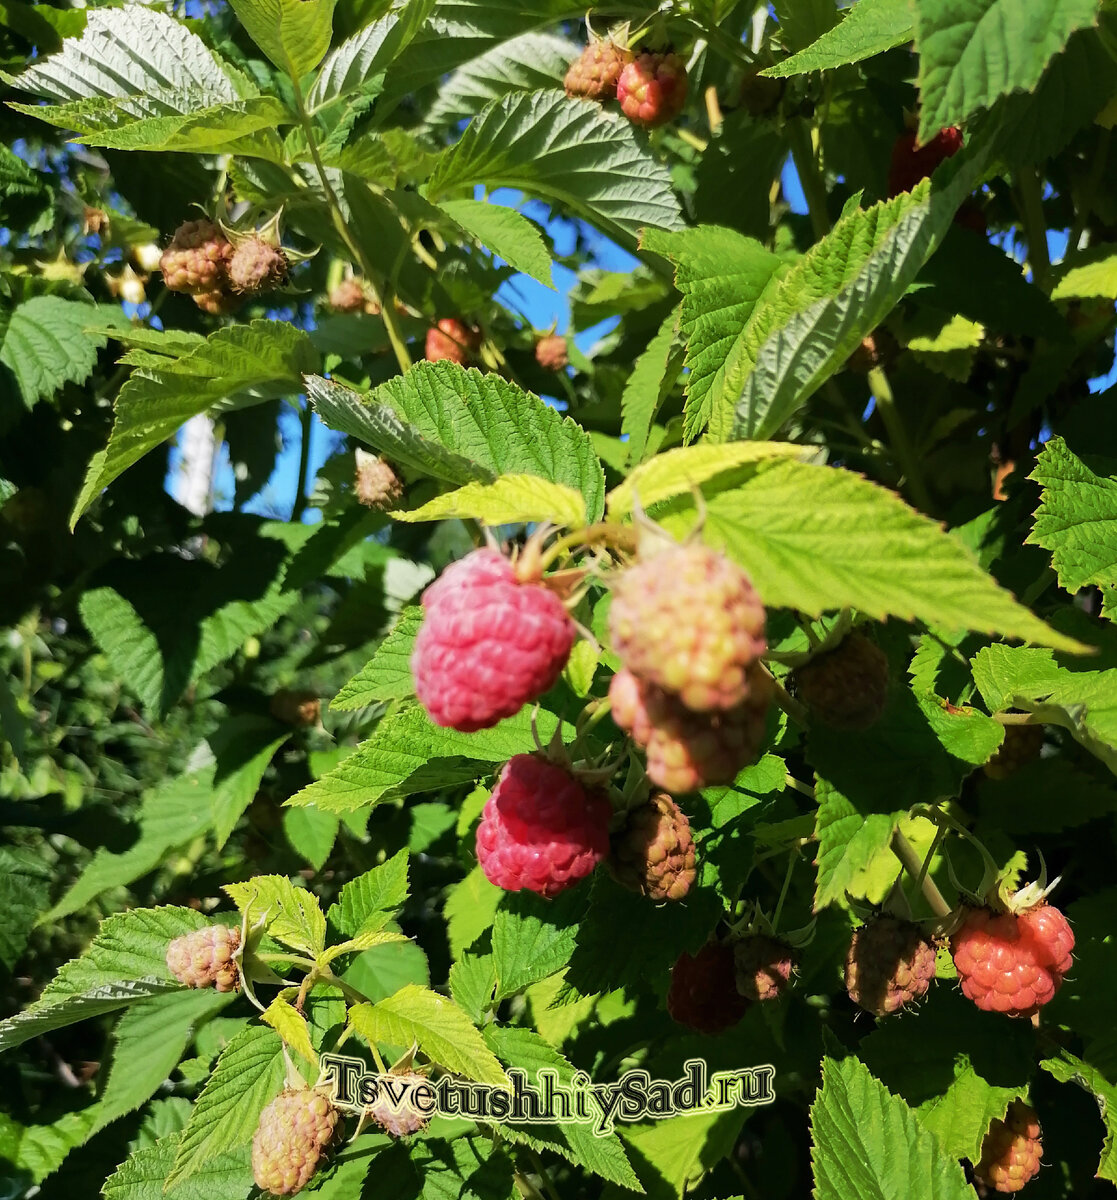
[425,317,480,364]
[734,935,796,1002]
[354,449,403,509]
[228,237,288,294]
[975,1101,1043,1193]
[535,333,569,371]
[609,667,772,794]
[792,632,889,731]
[609,792,696,901]
[159,219,232,294]
[475,755,611,897]
[952,902,1073,1018]
[411,548,575,731]
[667,941,749,1033]
[252,1088,339,1196]
[609,544,766,712]
[268,688,320,728]
[983,724,1044,779]
[617,51,688,127]
[368,1073,432,1138]
[192,288,240,316]
[329,278,368,313]
[845,916,936,1016]
[887,126,963,196]
[165,924,241,992]
[564,39,633,101]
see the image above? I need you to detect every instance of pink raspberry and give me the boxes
[411,549,575,732]
[165,924,241,992]
[425,317,480,364]
[252,1088,338,1196]
[228,236,288,294]
[617,52,688,127]
[564,39,633,101]
[368,1072,432,1138]
[535,333,569,371]
[475,755,611,897]
[159,218,232,295]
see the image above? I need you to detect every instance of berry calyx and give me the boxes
[411,547,576,731]
[887,126,964,197]
[425,317,480,364]
[792,632,889,731]
[844,916,936,1016]
[159,218,232,295]
[983,723,1044,779]
[564,39,633,101]
[974,1101,1043,1193]
[734,934,796,1002]
[252,1088,339,1196]
[617,51,688,127]
[609,792,697,901]
[354,449,404,510]
[368,1072,433,1138]
[228,236,288,294]
[667,940,749,1033]
[535,333,569,372]
[165,924,241,992]
[475,754,611,898]
[952,901,1073,1018]
[609,667,772,794]
[609,543,766,712]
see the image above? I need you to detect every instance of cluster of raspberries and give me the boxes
[159,218,288,314]
[608,543,772,793]
[667,933,797,1034]
[564,40,688,127]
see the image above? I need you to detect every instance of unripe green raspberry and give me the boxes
[845,916,936,1017]
[734,934,796,1002]
[609,792,697,901]
[252,1088,339,1196]
[368,1072,433,1138]
[609,544,767,712]
[792,632,889,731]
[165,925,241,992]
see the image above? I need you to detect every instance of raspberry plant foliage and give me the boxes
[3,1,1117,1198]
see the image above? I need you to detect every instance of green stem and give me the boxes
[994,711,1040,726]
[1065,129,1110,263]
[772,847,798,933]
[867,365,933,512]
[291,400,313,523]
[525,1149,562,1200]
[890,828,951,919]
[1017,166,1051,291]
[787,119,830,241]
[290,78,412,375]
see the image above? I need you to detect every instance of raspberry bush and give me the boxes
[2,3,1117,1199]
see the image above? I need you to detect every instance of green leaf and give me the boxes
[166,1027,286,1189]
[1028,437,1117,617]
[330,848,410,939]
[764,0,914,76]
[813,780,903,911]
[971,645,1117,774]
[223,876,327,957]
[348,984,511,1087]
[0,1109,99,1187]
[811,1055,973,1200]
[332,606,422,711]
[393,474,587,526]
[616,1107,745,1200]
[426,90,684,250]
[72,321,319,525]
[621,306,682,466]
[307,366,605,522]
[0,906,206,1053]
[261,995,317,1064]
[773,0,840,51]
[437,198,553,288]
[283,806,340,872]
[1041,1051,1117,1183]
[202,715,291,848]
[914,0,1101,144]
[104,1134,254,1200]
[0,849,50,970]
[228,0,336,79]
[655,458,1086,652]
[0,297,111,408]
[448,953,497,1023]
[492,890,582,1001]
[1051,242,1117,300]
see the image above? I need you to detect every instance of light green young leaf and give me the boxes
[0,907,206,1053]
[392,474,586,527]
[0,297,113,408]
[348,984,510,1088]
[437,198,553,288]
[228,0,336,80]
[1041,1050,1117,1183]
[260,995,317,1065]
[223,876,327,957]
[166,1027,286,1189]
[331,607,421,711]
[811,1055,974,1199]
[1051,243,1117,300]
[655,458,1086,652]
[1028,437,1117,618]
[72,321,319,525]
[427,89,684,250]
[307,365,605,521]
[915,0,1101,144]
[765,0,912,76]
